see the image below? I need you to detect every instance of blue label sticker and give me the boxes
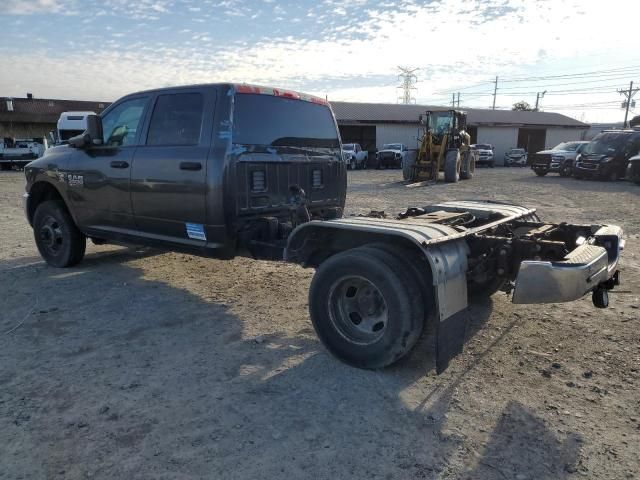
[186,223,206,241]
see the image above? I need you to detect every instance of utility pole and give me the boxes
[452,93,455,107]
[397,66,419,104]
[456,92,460,108]
[618,81,639,128]
[492,76,498,110]
[535,90,547,111]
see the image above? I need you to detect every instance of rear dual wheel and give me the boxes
[309,246,429,369]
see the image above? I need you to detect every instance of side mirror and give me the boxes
[68,114,103,149]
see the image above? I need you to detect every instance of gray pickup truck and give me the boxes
[23,83,624,372]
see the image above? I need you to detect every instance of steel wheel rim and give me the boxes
[39,215,64,256]
[327,275,388,345]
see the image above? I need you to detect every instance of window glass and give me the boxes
[101,97,148,147]
[233,94,339,148]
[147,93,204,146]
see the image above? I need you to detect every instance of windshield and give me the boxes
[383,144,401,150]
[342,144,354,150]
[582,133,628,156]
[428,112,453,134]
[553,142,581,152]
[233,94,340,149]
[510,149,525,154]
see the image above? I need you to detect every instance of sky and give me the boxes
[1,0,640,123]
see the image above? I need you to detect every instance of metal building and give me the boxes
[331,102,589,166]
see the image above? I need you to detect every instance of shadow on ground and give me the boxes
[0,249,581,479]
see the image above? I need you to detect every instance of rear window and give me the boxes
[233,94,339,148]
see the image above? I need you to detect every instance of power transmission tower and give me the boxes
[619,81,639,127]
[397,66,419,104]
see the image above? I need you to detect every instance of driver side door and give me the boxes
[66,96,150,234]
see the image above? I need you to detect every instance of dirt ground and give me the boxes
[1,168,639,480]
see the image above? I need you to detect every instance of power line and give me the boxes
[499,65,640,82]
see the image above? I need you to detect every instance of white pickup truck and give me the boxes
[342,143,368,169]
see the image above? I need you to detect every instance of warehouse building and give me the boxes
[1,96,108,140]
[331,102,589,166]
[2,95,588,167]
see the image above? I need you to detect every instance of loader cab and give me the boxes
[421,110,467,148]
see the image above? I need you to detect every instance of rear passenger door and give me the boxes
[130,88,215,243]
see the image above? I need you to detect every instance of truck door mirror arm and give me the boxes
[68,114,103,149]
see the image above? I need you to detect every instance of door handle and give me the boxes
[110,161,129,169]
[180,162,202,171]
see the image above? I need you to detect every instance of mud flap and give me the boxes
[436,308,469,374]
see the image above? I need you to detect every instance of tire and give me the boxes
[308,247,425,369]
[349,160,356,170]
[559,162,572,177]
[535,170,548,177]
[460,151,475,180]
[33,200,86,267]
[402,154,415,181]
[444,150,460,183]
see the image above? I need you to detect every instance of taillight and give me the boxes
[251,170,266,192]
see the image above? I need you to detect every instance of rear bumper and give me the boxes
[513,225,623,304]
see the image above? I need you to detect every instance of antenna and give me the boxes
[397,66,419,104]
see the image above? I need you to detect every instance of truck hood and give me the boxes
[378,149,402,154]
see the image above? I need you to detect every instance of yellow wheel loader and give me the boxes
[403,109,477,184]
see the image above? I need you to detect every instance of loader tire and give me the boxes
[444,150,460,183]
[460,151,475,180]
[402,154,415,181]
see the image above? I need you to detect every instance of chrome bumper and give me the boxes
[513,225,623,304]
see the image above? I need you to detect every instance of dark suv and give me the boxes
[574,129,640,181]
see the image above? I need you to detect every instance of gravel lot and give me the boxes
[1,168,639,480]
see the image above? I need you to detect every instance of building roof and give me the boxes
[330,101,589,128]
[0,97,110,124]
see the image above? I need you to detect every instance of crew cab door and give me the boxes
[130,88,214,243]
[66,95,150,232]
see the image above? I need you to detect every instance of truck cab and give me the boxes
[25,84,345,261]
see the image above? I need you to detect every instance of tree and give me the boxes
[512,101,536,111]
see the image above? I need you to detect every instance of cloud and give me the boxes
[1,0,640,122]
[3,0,65,14]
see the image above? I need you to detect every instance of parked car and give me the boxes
[471,144,494,167]
[627,154,640,184]
[574,129,640,181]
[342,143,368,170]
[504,148,527,167]
[376,143,408,169]
[21,82,624,371]
[530,141,589,177]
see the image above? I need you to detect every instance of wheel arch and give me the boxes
[26,181,70,226]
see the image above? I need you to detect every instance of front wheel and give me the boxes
[33,200,86,267]
[308,247,425,369]
[444,150,461,183]
[535,170,548,177]
[559,163,572,177]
